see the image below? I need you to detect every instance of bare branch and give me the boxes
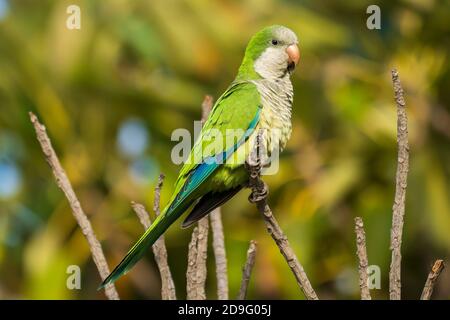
[132,202,151,229]
[185,95,216,300]
[201,95,214,126]
[153,173,165,216]
[237,240,257,300]
[421,260,445,300]
[210,208,229,300]
[131,176,176,300]
[246,132,318,300]
[186,227,200,299]
[389,69,409,300]
[354,217,371,300]
[186,218,209,300]
[202,94,229,300]
[29,112,119,300]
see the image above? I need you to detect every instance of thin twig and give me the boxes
[420,260,445,300]
[131,174,176,300]
[153,173,165,216]
[186,227,201,299]
[201,95,213,126]
[389,69,409,300]
[186,218,209,300]
[210,208,229,300]
[204,95,229,300]
[246,132,318,300]
[186,227,200,299]
[354,217,371,300]
[185,95,216,300]
[29,112,119,300]
[132,202,151,229]
[237,240,257,300]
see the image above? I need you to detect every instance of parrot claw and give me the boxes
[249,181,269,203]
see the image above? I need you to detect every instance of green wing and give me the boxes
[172,81,262,197]
[99,81,261,289]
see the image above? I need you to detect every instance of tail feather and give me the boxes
[181,187,241,228]
[98,201,192,290]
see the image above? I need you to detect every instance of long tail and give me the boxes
[98,202,190,290]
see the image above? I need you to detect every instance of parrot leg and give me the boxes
[248,180,269,203]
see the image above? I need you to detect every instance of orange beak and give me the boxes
[286,44,300,66]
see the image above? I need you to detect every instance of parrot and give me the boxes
[99,25,299,289]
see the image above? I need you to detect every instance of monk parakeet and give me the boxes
[100,25,299,289]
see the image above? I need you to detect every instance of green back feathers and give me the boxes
[172,81,261,199]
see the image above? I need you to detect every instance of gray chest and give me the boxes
[252,76,293,152]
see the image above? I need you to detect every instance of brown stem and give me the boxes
[210,208,229,300]
[246,132,318,300]
[204,95,229,299]
[185,95,216,300]
[201,95,213,126]
[131,174,176,300]
[153,173,165,216]
[354,217,371,300]
[420,260,445,300]
[389,69,409,300]
[186,218,209,300]
[237,240,257,300]
[29,112,119,300]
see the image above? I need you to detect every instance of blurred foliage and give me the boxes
[0,0,449,299]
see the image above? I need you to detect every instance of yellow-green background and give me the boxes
[0,0,449,299]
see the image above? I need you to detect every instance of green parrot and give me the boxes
[100,25,299,289]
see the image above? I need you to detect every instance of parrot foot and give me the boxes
[248,181,269,203]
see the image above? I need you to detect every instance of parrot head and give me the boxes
[237,25,299,80]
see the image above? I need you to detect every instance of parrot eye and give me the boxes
[271,39,279,46]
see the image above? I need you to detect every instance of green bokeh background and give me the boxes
[0,0,449,299]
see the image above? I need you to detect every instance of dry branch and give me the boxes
[185,95,220,300]
[204,95,229,300]
[389,69,409,300]
[131,174,176,300]
[237,240,257,300]
[354,217,371,300]
[246,133,318,300]
[420,260,445,300]
[29,112,119,300]
[186,219,209,300]
[132,202,151,229]
[210,208,229,300]
[201,95,213,125]
[153,173,165,216]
